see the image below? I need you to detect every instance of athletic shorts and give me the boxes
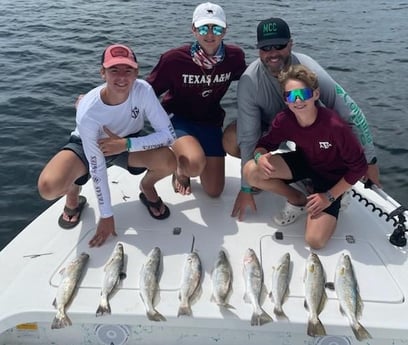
[62,135,146,185]
[171,116,226,157]
[280,151,342,219]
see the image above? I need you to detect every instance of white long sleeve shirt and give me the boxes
[72,79,176,218]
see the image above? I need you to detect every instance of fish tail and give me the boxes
[177,302,192,317]
[251,308,273,326]
[273,306,288,321]
[352,321,372,341]
[219,302,235,310]
[307,316,326,337]
[147,309,167,322]
[95,296,111,317]
[51,310,72,329]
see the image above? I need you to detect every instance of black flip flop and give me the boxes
[58,196,87,229]
[139,192,170,220]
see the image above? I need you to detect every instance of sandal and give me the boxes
[58,196,87,229]
[139,192,170,220]
[172,173,191,194]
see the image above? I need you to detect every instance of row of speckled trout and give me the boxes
[51,243,371,341]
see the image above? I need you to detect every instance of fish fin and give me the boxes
[351,321,372,341]
[147,309,166,322]
[268,291,274,302]
[243,292,251,304]
[325,282,335,290]
[356,293,364,319]
[119,271,127,280]
[273,306,288,321]
[251,309,273,326]
[95,298,111,317]
[52,298,57,308]
[317,290,327,315]
[307,316,326,337]
[304,299,309,311]
[51,311,72,329]
[177,303,192,317]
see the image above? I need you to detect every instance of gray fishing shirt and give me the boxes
[237,52,376,189]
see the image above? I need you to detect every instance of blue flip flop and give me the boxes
[139,193,170,220]
[58,195,87,229]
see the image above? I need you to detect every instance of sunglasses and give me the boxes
[284,88,314,103]
[260,43,288,51]
[197,25,224,36]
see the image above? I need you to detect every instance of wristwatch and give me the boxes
[325,190,336,203]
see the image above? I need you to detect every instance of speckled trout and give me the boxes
[178,251,202,316]
[211,249,233,308]
[304,252,326,337]
[270,252,290,320]
[96,242,126,317]
[243,248,273,326]
[51,252,89,329]
[139,247,166,321]
[334,253,371,341]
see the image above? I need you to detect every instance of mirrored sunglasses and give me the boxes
[197,25,224,36]
[260,43,288,51]
[284,88,314,103]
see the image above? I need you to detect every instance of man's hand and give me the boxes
[98,126,127,156]
[89,216,117,247]
[364,163,381,188]
[231,190,257,221]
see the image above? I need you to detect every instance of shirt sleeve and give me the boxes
[236,73,263,189]
[128,82,176,151]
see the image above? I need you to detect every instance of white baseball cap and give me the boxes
[192,2,227,28]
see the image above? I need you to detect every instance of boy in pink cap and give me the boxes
[38,44,176,247]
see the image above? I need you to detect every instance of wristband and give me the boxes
[325,190,336,203]
[126,138,132,152]
[241,186,252,194]
[254,152,262,164]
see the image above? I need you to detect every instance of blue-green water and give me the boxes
[0,0,407,249]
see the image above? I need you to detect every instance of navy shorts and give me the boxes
[280,151,342,219]
[171,116,226,157]
[62,135,146,185]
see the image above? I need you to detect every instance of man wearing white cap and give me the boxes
[146,2,246,198]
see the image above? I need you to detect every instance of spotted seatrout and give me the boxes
[270,252,291,320]
[51,252,89,329]
[211,249,233,308]
[243,248,273,326]
[177,251,202,317]
[139,246,166,321]
[304,252,327,337]
[96,242,126,317]
[334,253,371,341]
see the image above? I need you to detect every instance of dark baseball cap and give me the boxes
[256,18,291,48]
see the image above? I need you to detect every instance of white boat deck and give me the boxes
[0,155,407,345]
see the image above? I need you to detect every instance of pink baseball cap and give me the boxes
[101,44,138,69]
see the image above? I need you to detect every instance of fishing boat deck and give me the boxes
[0,155,407,345]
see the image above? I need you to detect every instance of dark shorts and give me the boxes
[280,151,342,219]
[171,116,226,157]
[62,135,146,185]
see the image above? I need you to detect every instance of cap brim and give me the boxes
[194,19,226,28]
[256,38,290,49]
[103,59,138,69]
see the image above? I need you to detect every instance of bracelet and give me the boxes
[126,138,132,152]
[241,186,252,194]
[325,190,336,203]
[254,152,262,164]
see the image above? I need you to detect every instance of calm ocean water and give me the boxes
[0,0,407,250]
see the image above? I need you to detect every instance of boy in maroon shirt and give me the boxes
[244,65,367,249]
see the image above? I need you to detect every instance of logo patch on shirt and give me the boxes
[131,106,140,119]
[319,141,332,149]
